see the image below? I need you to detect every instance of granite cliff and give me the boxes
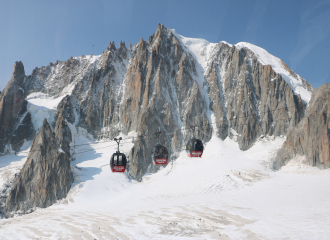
[4,119,72,217]
[0,24,317,181]
[274,84,330,169]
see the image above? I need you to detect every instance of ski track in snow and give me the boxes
[1,133,330,239]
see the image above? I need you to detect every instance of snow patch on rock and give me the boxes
[235,42,312,102]
[171,29,313,103]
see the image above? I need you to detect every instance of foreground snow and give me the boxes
[1,134,330,239]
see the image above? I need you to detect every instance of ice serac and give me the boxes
[274,84,330,169]
[121,24,211,179]
[4,119,73,216]
[0,61,34,153]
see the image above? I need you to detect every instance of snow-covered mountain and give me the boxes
[172,30,313,103]
[0,24,316,181]
[1,24,330,239]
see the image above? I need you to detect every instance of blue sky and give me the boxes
[1,0,330,90]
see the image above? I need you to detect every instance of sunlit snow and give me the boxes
[27,92,66,131]
[236,42,312,102]
[1,131,330,239]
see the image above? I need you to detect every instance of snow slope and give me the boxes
[1,133,330,239]
[171,29,312,103]
[236,42,312,102]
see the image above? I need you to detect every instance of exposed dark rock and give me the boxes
[205,43,306,150]
[121,24,212,178]
[84,72,102,137]
[54,116,72,157]
[128,137,148,180]
[53,95,75,157]
[0,61,33,153]
[10,101,35,152]
[56,95,76,125]
[4,119,73,217]
[274,83,330,169]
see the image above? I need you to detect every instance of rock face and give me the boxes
[0,24,316,179]
[4,119,73,216]
[274,84,330,169]
[54,95,74,157]
[54,116,72,157]
[0,62,34,152]
[120,25,212,179]
[205,43,306,150]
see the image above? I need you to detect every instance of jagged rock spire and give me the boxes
[274,83,330,169]
[11,61,25,84]
[0,61,31,153]
[108,41,116,51]
[4,118,73,217]
[119,41,126,50]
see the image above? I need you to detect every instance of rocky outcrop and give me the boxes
[0,24,315,179]
[121,24,212,178]
[54,95,74,157]
[128,138,148,180]
[0,62,34,153]
[4,119,73,216]
[10,101,35,152]
[54,116,72,157]
[274,84,330,169]
[205,44,305,150]
[56,95,77,125]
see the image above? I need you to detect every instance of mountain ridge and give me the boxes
[0,24,322,180]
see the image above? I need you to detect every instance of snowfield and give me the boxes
[1,132,330,239]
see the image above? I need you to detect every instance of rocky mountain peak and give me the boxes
[37,118,54,144]
[3,61,25,95]
[274,83,330,169]
[0,24,322,180]
[54,116,72,157]
[119,41,126,50]
[11,61,25,83]
[108,41,116,51]
[4,118,73,216]
[0,61,34,153]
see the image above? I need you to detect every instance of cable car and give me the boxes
[110,137,127,172]
[152,145,168,165]
[186,138,204,157]
[186,126,203,158]
[152,130,169,165]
